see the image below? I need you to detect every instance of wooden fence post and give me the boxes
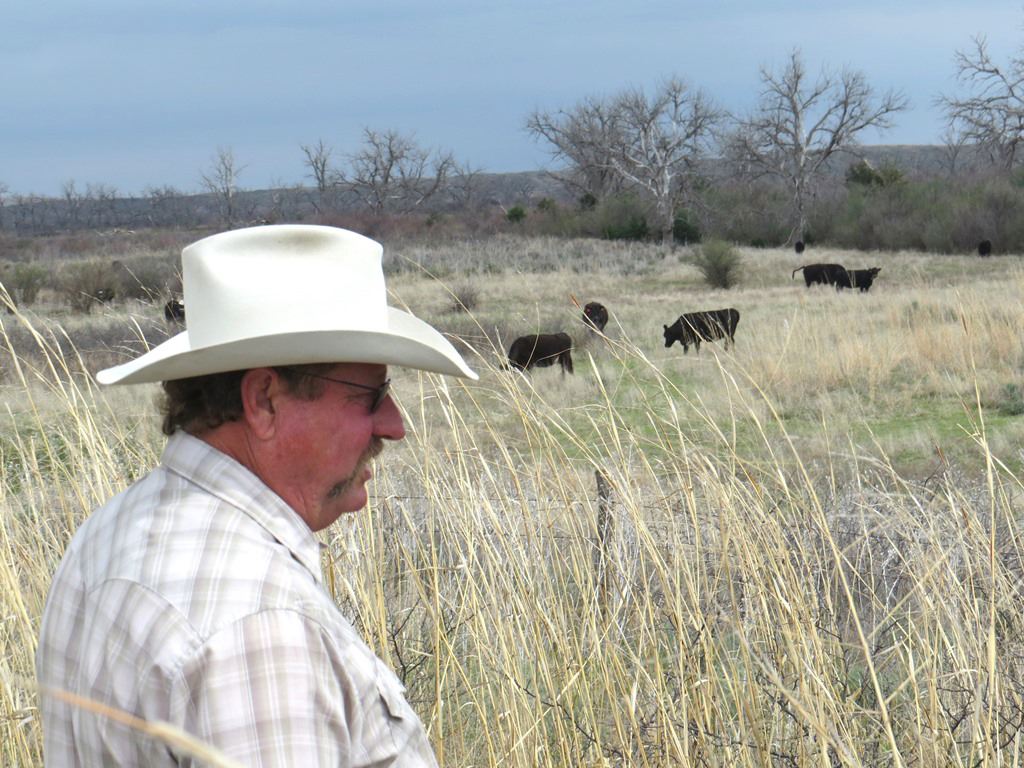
[594,468,613,614]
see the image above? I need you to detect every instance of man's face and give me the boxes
[268,362,405,530]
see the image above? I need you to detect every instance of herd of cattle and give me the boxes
[505,303,743,373]
[504,253,888,374]
[161,239,992,376]
[792,263,881,292]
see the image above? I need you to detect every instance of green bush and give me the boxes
[846,160,905,188]
[505,205,526,224]
[580,194,651,241]
[672,210,702,244]
[997,383,1024,416]
[689,239,743,289]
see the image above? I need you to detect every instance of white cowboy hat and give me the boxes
[96,224,478,385]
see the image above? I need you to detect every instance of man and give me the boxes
[36,225,477,766]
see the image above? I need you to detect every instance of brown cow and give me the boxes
[792,263,851,290]
[507,332,573,374]
[663,308,740,354]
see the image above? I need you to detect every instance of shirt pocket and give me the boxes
[374,659,408,721]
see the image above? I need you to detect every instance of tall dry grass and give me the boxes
[3,239,1024,766]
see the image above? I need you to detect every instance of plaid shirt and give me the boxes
[37,431,438,767]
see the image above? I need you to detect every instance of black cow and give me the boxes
[507,332,574,374]
[582,301,609,333]
[792,263,851,290]
[979,239,993,257]
[794,240,805,254]
[164,298,186,323]
[849,267,881,292]
[663,308,740,354]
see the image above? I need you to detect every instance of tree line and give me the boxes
[3,37,1024,252]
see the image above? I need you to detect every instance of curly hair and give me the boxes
[159,364,334,436]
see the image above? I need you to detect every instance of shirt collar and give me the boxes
[160,431,326,583]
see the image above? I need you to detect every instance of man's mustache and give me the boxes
[326,438,385,499]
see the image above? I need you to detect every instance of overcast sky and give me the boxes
[4,1,1022,197]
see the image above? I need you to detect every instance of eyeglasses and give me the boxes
[280,367,391,413]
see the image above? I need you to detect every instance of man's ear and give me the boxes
[240,368,281,439]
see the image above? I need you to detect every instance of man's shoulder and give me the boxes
[58,463,320,627]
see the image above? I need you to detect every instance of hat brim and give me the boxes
[96,307,478,385]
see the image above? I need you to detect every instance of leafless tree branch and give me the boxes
[726,49,908,242]
[937,34,1024,173]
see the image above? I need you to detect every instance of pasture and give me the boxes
[3,235,1024,766]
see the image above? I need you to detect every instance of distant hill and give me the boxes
[493,145,960,204]
[0,145,973,237]
[844,144,956,177]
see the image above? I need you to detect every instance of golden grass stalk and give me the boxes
[4,242,1024,766]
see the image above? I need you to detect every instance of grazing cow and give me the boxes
[978,239,993,257]
[794,240,805,254]
[507,332,574,374]
[164,298,186,323]
[849,267,881,292]
[792,263,852,290]
[93,287,116,303]
[582,301,609,333]
[663,308,740,354]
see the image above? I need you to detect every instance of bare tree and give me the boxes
[527,77,721,242]
[344,128,456,214]
[608,76,722,244]
[87,183,120,228]
[727,49,908,242]
[937,34,1024,173]
[939,127,971,177]
[526,95,627,204]
[444,159,486,210]
[61,180,87,229]
[199,147,247,227]
[11,194,48,234]
[300,139,340,214]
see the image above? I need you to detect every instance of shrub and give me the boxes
[505,205,526,224]
[997,383,1024,416]
[10,263,49,306]
[580,194,651,241]
[846,160,905,188]
[689,239,743,289]
[701,181,789,246]
[112,257,181,301]
[59,260,119,313]
[447,281,481,314]
[673,210,702,244]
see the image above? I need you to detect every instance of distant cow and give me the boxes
[978,239,992,257]
[582,301,609,332]
[93,287,115,303]
[792,263,851,290]
[507,332,574,374]
[164,298,186,323]
[849,267,881,292]
[794,240,805,254]
[663,308,740,354]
